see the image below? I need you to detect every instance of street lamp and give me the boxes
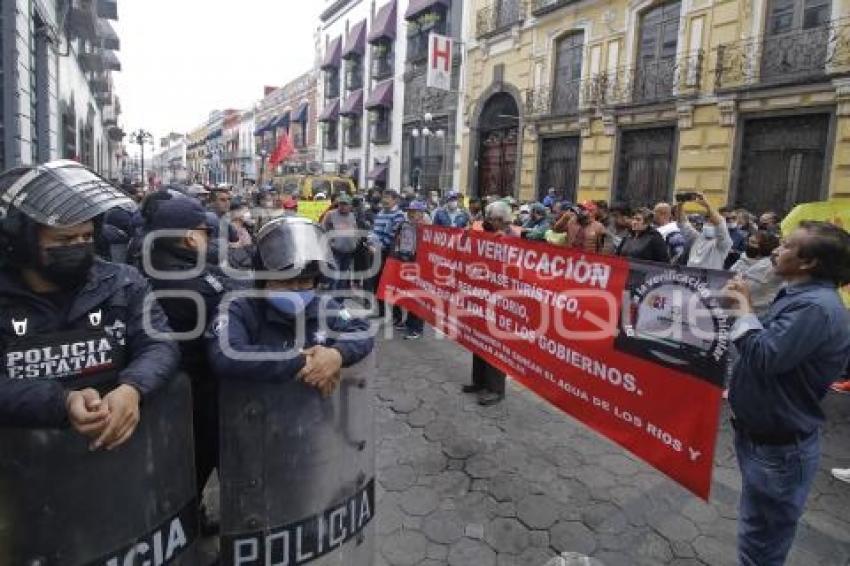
[130,129,154,187]
[258,148,269,188]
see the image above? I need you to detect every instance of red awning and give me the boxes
[340,90,364,116]
[365,80,394,110]
[368,1,397,44]
[343,20,367,59]
[321,36,342,70]
[318,99,340,122]
[405,0,450,20]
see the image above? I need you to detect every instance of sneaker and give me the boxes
[830,380,850,394]
[477,391,504,406]
[404,332,422,340]
[831,468,850,484]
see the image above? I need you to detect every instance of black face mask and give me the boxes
[745,245,761,259]
[38,243,95,289]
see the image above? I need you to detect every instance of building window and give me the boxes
[325,68,340,99]
[372,41,394,81]
[345,116,362,148]
[407,8,447,63]
[324,121,339,150]
[552,32,584,115]
[370,108,392,145]
[634,1,681,103]
[345,56,363,91]
[760,0,832,82]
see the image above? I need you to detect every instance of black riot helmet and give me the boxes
[0,160,135,265]
[255,217,335,280]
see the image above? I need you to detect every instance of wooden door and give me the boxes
[478,128,518,198]
[616,127,676,208]
[635,1,681,102]
[538,136,580,202]
[552,33,584,115]
[736,114,829,213]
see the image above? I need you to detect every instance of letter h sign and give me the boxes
[426,33,453,91]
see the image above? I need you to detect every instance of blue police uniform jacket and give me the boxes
[207,295,374,383]
[729,280,850,436]
[0,260,180,427]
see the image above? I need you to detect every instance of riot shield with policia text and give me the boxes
[0,373,199,565]
[218,353,376,566]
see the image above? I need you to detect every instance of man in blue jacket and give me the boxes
[0,161,179,450]
[432,191,471,228]
[727,221,850,566]
[208,217,373,393]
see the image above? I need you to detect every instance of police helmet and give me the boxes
[255,217,334,278]
[0,160,135,263]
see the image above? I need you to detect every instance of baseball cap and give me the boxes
[149,197,207,231]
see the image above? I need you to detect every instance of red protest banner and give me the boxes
[378,225,730,500]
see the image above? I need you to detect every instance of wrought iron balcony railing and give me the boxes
[476,1,525,39]
[524,78,599,116]
[530,0,580,17]
[715,18,850,90]
[605,50,704,106]
[525,51,704,117]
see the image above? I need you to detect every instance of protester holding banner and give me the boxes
[726,221,850,566]
[369,189,407,324]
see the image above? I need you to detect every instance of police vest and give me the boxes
[1,299,128,390]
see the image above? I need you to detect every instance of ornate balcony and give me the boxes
[530,0,580,17]
[715,18,850,90]
[525,51,704,117]
[604,50,704,106]
[476,1,525,39]
[524,78,599,117]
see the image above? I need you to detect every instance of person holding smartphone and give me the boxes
[676,192,733,270]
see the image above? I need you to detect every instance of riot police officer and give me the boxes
[207,217,377,563]
[0,160,180,448]
[144,196,244,506]
[207,216,373,387]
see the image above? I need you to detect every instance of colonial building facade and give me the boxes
[253,73,319,184]
[1,0,124,178]
[461,0,850,212]
[317,0,467,191]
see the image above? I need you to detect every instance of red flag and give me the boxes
[268,132,294,169]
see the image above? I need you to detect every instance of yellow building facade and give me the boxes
[460,0,850,212]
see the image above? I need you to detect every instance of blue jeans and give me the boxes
[735,429,820,566]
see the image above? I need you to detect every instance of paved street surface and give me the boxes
[373,327,850,566]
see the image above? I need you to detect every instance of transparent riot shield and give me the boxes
[0,374,199,565]
[218,353,376,566]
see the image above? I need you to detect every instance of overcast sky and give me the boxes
[113,1,323,155]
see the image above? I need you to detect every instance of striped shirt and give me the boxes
[370,207,407,250]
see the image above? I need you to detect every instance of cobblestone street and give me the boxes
[373,329,850,566]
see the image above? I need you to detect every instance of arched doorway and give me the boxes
[476,93,519,198]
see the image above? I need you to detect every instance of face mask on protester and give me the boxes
[446,201,459,212]
[702,225,717,240]
[266,291,316,316]
[37,243,95,289]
